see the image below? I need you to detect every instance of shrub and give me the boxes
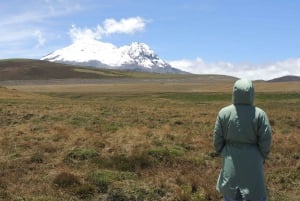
[94,153,153,172]
[73,184,95,199]
[178,184,206,201]
[107,181,164,201]
[110,154,151,171]
[30,153,44,163]
[14,196,57,201]
[88,170,138,193]
[0,191,10,200]
[53,172,80,188]
[169,145,186,157]
[67,148,99,160]
[146,145,186,166]
[88,170,115,193]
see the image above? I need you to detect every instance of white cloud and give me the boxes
[33,30,46,48]
[69,17,147,41]
[69,25,104,41]
[170,58,300,80]
[45,0,82,17]
[103,17,146,34]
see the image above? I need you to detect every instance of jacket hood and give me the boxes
[232,79,254,105]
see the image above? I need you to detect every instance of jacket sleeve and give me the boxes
[257,111,272,159]
[214,115,225,154]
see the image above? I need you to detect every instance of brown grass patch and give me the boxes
[0,81,299,200]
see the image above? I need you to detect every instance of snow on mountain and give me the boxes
[41,39,185,73]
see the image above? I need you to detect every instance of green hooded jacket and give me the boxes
[214,79,272,200]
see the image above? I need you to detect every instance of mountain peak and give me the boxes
[127,42,155,58]
[41,40,185,74]
[129,42,152,52]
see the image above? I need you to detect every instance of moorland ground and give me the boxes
[0,79,299,201]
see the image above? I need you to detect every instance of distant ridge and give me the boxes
[268,75,300,82]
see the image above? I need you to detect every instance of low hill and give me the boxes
[268,75,300,82]
[0,59,134,80]
[0,59,237,83]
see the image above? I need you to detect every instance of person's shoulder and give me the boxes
[255,106,266,114]
[254,106,268,117]
[218,104,234,115]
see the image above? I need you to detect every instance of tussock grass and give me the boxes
[0,82,299,200]
[88,170,138,193]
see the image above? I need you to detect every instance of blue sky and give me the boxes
[1,0,300,80]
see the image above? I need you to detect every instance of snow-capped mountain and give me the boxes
[41,39,185,73]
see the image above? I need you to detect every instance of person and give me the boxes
[213,79,272,201]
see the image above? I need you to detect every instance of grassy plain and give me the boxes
[0,80,299,201]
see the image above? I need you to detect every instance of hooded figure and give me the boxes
[214,79,271,200]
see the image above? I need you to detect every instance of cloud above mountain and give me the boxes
[69,17,147,41]
[33,30,46,48]
[103,17,147,35]
[170,57,300,80]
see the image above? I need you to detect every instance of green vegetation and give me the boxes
[0,82,299,200]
